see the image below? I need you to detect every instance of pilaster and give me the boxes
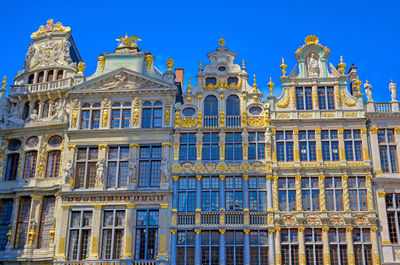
[294,129,300,162]
[371,227,381,265]
[322,226,330,265]
[295,175,303,211]
[319,175,327,211]
[346,226,355,265]
[275,227,281,265]
[298,226,306,265]
[273,174,279,211]
[122,204,135,259]
[88,205,102,260]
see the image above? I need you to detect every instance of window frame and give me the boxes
[321,130,339,161]
[325,177,344,211]
[278,177,296,211]
[111,102,132,128]
[226,230,244,265]
[281,228,299,265]
[142,101,163,128]
[201,230,220,265]
[106,146,129,188]
[225,176,243,212]
[248,132,265,160]
[135,209,159,260]
[23,150,38,178]
[328,228,348,265]
[299,130,316,161]
[74,147,98,189]
[249,176,267,212]
[318,86,335,110]
[344,129,363,161]
[67,209,93,261]
[378,129,398,173]
[180,133,197,161]
[202,132,219,161]
[304,228,323,265]
[38,196,55,249]
[178,176,196,212]
[138,145,162,188]
[301,177,320,211]
[80,103,101,129]
[296,87,313,110]
[225,132,242,161]
[45,150,61,178]
[101,209,125,259]
[276,131,294,162]
[201,176,219,212]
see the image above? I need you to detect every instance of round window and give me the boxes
[183,108,196,116]
[249,107,262,115]
[218,66,226,72]
[48,135,63,147]
[8,139,21,151]
[26,136,39,147]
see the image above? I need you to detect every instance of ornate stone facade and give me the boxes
[0,20,396,265]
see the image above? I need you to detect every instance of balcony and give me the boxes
[176,212,268,226]
[54,260,160,265]
[226,116,241,127]
[203,116,218,128]
[9,77,74,95]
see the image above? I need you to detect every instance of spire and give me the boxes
[187,76,192,93]
[280,57,287,76]
[253,74,257,90]
[267,77,275,96]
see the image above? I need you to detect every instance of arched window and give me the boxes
[42,100,50,118]
[57,70,64,80]
[33,101,40,113]
[111,102,131,128]
[22,102,30,120]
[80,103,101,129]
[226,95,240,116]
[37,71,44,83]
[45,150,61,178]
[142,101,163,128]
[47,70,54,82]
[204,95,218,117]
[28,74,34,84]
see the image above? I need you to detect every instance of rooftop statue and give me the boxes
[390,80,397,102]
[364,80,372,102]
[116,33,141,48]
[31,19,71,38]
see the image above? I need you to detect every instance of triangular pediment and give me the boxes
[70,67,173,93]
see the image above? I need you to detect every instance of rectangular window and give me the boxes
[138,145,161,187]
[201,230,219,265]
[299,130,316,161]
[344,129,363,161]
[14,197,31,249]
[249,176,267,211]
[248,132,265,160]
[321,130,339,161]
[226,176,243,211]
[329,228,347,265]
[281,228,299,265]
[325,177,344,211]
[38,196,55,248]
[318,87,335,110]
[178,176,196,212]
[202,176,219,211]
[67,210,93,260]
[296,87,312,110]
[226,230,244,265]
[80,110,90,129]
[302,177,320,211]
[386,193,400,244]
[250,230,268,265]
[5,153,19,181]
[135,209,158,260]
[0,199,13,250]
[91,109,101,129]
[353,228,372,265]
[177,230,195,265]
[101,209,125,259]
[23,151,37,178]
[203,132,219,160]
[46,150,61,178]
[180,133,197,161]
[111,109,121,128]
[276,131,293,162]
[74,147,98,189]
[378,129,398,173]
[225,133,242,160]
[279,177,296,211]
[107,146,129,188]
[304,228,323,265]
[348,177,367,211]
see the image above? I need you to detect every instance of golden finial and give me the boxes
[187,76,192,92]
[338,55,346,75]
[116,33,141,47]
[219,36,226,46]
[199,61,203,71]
[78,62,86,73]
[280,57,287,76]
[355,76,362,92]
[267,77,275,95]
[1,76,6,91]
[305,35,319,45]
[242,59,246,70]
[166,58,174,71]
[253,74,257,90]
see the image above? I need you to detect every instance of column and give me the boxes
[319,175,327,211]
[266,175,273,211]
[275,227,281,265]
[170,230,177,265]
[243,175,249,211]
[273,174,279,211]
[366,175,375,211]
[88,205,102,260]
[56,205,70,261]
[196,131,203,161]
[312,86,318,109]
[268,228,275,265]
[316,128,323,162]
[220,175,225,211]
[346,226,355,265]
[196,175,202,211]
[219,229,226,265]
[298,226,306,265]
[342,175,351,211]
[195,229,201,265]
[122,204,135,259]
[322,226,330,265]
[338,128,346,162]
[244,229,250,265]
[29,195,44,249]
[7,196,20,250]
[294,129,300,162]
[172,175,179,211]
[158,203,170,262]
[295,174,303,211]
[371,226,381,265]
[376,191,391,245]
[38,101,44,118]
[334,85,341,108]
[242,130,249,160]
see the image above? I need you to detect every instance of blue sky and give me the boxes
[1,0,399,102]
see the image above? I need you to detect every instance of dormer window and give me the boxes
[227,77,238,86]
[206,77,217,86]
[218,66,226,72]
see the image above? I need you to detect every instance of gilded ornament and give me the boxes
[305,35,319,45]
[180,117,197,128]
[31,19,71,38]
[280,57,288,76]
[166,58,174,71]
[97,55,105,74]
[341,88,357,106]
[78,62,85,73]
[267,77,274,95]
[102,109,108,127]
[1,76,6,91]
[338,55,346,75]
[116,33,141,48]
[253,74,257,90]
[248,116,265,127]
[164,106,170,125]
[145,54,153,72]
[242,59,246,70]
[277,88,290,108]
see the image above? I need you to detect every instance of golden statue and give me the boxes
[116,33,141,48]
[78,62,86,73]
[167,59,174,71]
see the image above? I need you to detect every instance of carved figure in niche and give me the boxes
[265,127,272,144]
[64,159,74,184]
[29,109,39,122]
[51,100,67,121]
[96,159,106,185]
[161,157,170,183]
[128,158,137,183]
[364,80,372,101]
[307,53,320,76]
[389,80,397,102]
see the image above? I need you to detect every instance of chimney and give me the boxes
[174,68,184,87]
[347,65,358,96]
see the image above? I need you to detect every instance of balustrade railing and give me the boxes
[249,212,268,225]
[201,212,219,225]
[374,102,392,112]
[54,260,159,265]
[225,212,244,225]
[226,116,241,127]
[203,116,219,128]
[177,213,195,226]
[9,77,74,95]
